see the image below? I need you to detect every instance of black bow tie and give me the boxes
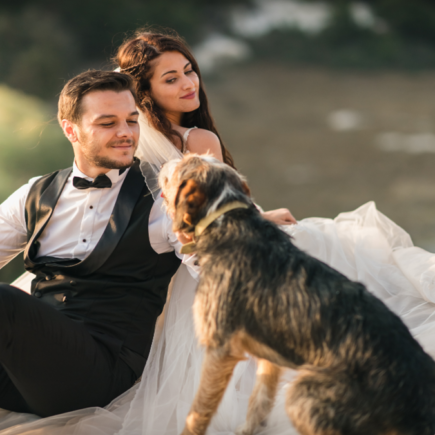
[73,174,112,190]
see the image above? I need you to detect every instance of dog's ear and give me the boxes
[174,179,206,231]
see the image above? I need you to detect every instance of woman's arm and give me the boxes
[262,208,297,225]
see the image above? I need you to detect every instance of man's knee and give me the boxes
[0,284,26,323]
[0,283,23,299]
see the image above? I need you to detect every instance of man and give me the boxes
[0,70,183,417]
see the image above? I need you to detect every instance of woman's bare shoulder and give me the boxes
[186,128,223,161]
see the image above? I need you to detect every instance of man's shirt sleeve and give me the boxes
[0,179,37,269]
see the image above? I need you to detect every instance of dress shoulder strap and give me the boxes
[182,127,198,146]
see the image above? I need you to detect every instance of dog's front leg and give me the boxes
[181,347,241,435]
[236,359,282,435]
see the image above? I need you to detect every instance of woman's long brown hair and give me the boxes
[116,29,235,168]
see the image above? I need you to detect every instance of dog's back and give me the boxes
[196,209,435,435]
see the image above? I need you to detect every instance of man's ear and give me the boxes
[61,119,78,143]
[174,179,206,230]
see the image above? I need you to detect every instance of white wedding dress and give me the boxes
[1,115,435,434]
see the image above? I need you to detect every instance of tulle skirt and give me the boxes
[2,202,435,435]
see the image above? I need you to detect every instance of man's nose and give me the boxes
[117,120,135,137]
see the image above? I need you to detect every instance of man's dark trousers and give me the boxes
[0,284,135,417]
[3,161,181,417]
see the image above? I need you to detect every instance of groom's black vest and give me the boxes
[22,161,181,377]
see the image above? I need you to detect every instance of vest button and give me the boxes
[70,280,76,287]
[45,275,51,281]
[34,291,42,298]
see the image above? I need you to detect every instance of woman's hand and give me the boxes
[262,208,297,225]
[176,231,193,245]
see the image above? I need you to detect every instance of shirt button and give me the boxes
[90,206,93,209]
[34,291,42,298]
[83,239,87,243]
[70,280,76,287]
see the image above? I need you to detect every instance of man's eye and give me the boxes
[101,123,114,127]
[128,120,138,124]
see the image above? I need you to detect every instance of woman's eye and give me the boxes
[185,69,194,75]
[166,78,176,84]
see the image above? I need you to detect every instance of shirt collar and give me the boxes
[72,162,130,187]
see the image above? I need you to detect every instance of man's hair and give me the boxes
[58,70,138,125]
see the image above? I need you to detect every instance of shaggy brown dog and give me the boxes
[159,154,435,435]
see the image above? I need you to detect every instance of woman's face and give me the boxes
[149,51,200,123]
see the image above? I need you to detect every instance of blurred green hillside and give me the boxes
[0,86,72,283]
[0,85,72,202]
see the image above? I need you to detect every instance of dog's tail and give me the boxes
[285,367,432,435]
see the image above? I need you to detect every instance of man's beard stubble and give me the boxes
[78,131,137,171]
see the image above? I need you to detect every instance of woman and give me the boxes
[3,30,435,435]
[116,30,296,226]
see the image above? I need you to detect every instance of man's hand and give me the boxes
[262,208,297,225]
[176,231,193,245]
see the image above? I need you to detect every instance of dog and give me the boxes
[159,154,435,435]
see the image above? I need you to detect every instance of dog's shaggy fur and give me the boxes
[159,154,435,435]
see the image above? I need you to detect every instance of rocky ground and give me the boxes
[206,63,435,252]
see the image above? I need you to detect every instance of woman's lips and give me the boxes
[180,91,196,100]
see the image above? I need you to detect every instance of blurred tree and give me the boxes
[369,0,435,42]
[0,6,79,98]
[249,0,435,70]
[0,0,252,99]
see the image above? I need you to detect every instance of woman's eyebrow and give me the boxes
[161,62,191,78]
[161,70,177,78]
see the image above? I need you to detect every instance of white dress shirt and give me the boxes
[0,162,191,273]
